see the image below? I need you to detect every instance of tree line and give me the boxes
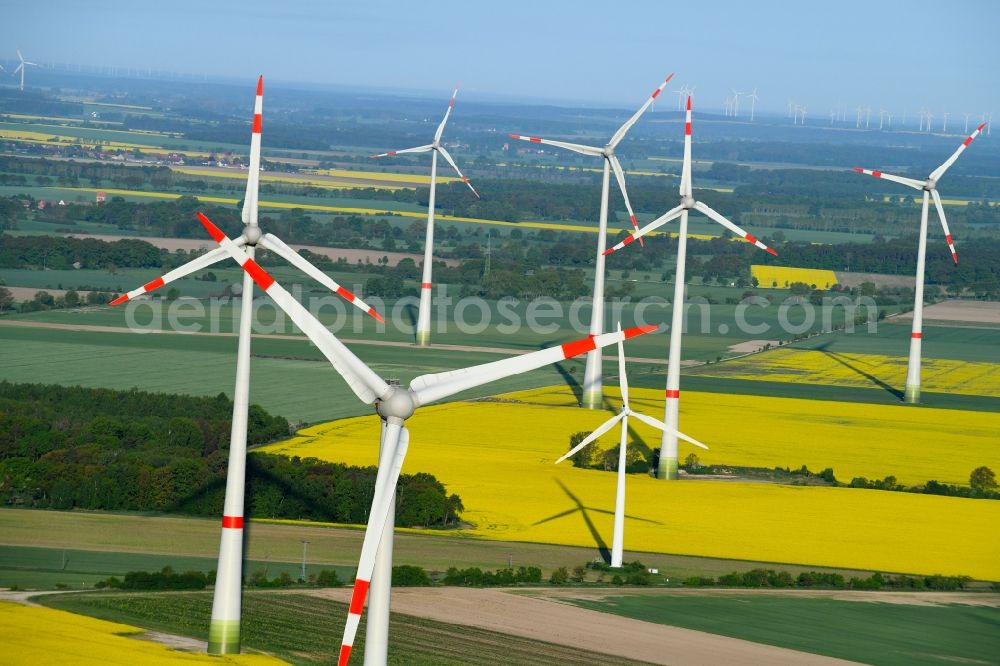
[0,382,463,528]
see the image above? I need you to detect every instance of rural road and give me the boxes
[308,587,862,666]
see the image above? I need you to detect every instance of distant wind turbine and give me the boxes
[13,49,39,92]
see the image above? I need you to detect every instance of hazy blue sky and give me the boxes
[2,0,998,115]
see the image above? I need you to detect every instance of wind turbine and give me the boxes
[510,74,674,410]
[964,113,972,133]
[604,97,776,479]
[925,111,935,132]
[555,323,707,567]
[731,89,743,117]
[371,86,480,347]
[942,112,950,133]
[109,78,381,655]
[13,49,38,92]
[853,122,986,403]
[194,210,657,666]
[747,88,759,122]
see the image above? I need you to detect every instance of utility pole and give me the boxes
[300,540,310,582]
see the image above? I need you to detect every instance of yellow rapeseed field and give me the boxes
[261,386,1000,579]
[751,265,839,289]
[170,167,390,190]
[695,347,1000,397]
[0,601,284,666]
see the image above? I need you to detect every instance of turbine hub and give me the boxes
[375,387,416,421]
[242,226,262,246]
[603,145,614,157]
[923,178,937,191]
[680,195,696,209]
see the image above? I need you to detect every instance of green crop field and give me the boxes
[39,590,648,666]
[0,509,880,589]
[791,322,1000,363]
[560,593,1000,666]
[0,545,339,590]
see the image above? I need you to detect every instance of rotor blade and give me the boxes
[243,75,263,226]
[681,96,693,197]
[609,73,674,147]
[196,212,390,404]
[508,134,603,157]
[433,86,459,143]
[930,190,958,265]
[410,324,658,406]
[609,155,643,245]
[631,411,709,450]
[339,423,409,666]
[554,413,626,464]
[259,233,383,321]
[13,64,22,75]
[851,167,923,190]
[693,201,777,256]
[370,144,434,158]
[930,122,987,181]
[603,204,684,255]
[436,146,480,198]
[616,322,628,410]
[16,49,23,62]
[109,244,237,306]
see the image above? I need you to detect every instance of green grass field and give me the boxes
[38,590,649,666]
[561,593,1000,666]
[790,321,1000,363]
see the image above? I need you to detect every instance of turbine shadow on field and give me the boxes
[402,303,418,339]
[551,359,584,405]
[532,478,662,564]
[815,341,904,400]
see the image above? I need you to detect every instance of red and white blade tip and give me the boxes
[256,75,263,96]
[109,294,128,306]
[686,96,692,110]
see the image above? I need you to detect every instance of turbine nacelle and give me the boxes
[923,178,938,192]
[680,195,696,209]
[242,225,263,246]
[375,388,417,421]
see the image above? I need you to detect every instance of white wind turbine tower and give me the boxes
[109,78,382,655]
[964,113,972,133]
[510,74,674,410]
[674,87,686,111]
[194,210,659,666]
[865,107,872,129]
[747,88,759,121]
[555,323,707,566]
[604,97,776,478]
[13,49,38,92]
[371,86,480,347]
[853,121,986,403]
[925,111,935,132]
[942,112,950,133]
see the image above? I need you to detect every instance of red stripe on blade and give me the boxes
[946,234,953,244]
[143,277,165,293]
[561,335,597,359]
[256,76,263,96]
[872,170,882,178]
[252,114,262,134]
[665,389,680,398]
[243,259,275,290]
[911,332,922,339]
[623,235,635,246]
[624,324,657,339]
[196,212,226,242]
[686,97,691,110]
[349,579,370,615]
[370,309,385,323]
[338,645,352,666]
[963,136,973,146]
[109,294,128,306]
[529,137,541,143]
[684,122,691,135]
[852,167,864,173]
[745,234,757,245]
[651,88,662,99]
[222,515,243,529]
[336,286,356,302]
[421,282,432,289]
